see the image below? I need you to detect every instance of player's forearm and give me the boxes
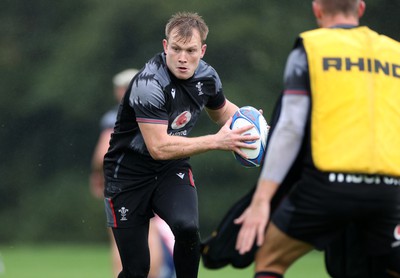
[148,134,219,160]
[253,179,279,203]
[260,94,309,183]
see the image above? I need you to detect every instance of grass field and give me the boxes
[0,244,330,277]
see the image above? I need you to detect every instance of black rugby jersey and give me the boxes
[104,53,226,178]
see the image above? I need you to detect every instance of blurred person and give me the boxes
[103,12,259,278]
[235,0,400,277]
[90,69,175,278]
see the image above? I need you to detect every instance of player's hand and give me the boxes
[235,180,278,254]
[234,199,270,254]
[215,117,259,157]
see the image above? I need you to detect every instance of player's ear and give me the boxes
[162,39,168,54]
[358,1,366,18]
[312,0,323,19]
[200,44,207,58]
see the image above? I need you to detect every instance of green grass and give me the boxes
[200,251,330,278]
[0,244,330,277]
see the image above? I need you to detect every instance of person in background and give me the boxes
[90,69,175,278]
[235,0,400,277]
[103,12,259,278]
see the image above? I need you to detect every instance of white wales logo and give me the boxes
[118,207,129,221]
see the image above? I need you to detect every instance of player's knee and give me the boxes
[171,219,199,243]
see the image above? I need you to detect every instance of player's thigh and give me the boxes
[152,167,199,229]
[112,222,151,266]
[255,223,313,273]
[154,184,198,231]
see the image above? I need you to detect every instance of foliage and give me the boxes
[0,0,399,243]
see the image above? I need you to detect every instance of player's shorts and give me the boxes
[272,167,400,255]
[104,159,196,228]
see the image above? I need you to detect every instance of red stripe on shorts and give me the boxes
[108,198,118,228]
[188,168,195,187]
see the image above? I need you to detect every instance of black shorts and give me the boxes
[104,160,196,228]
[272,168,400,255]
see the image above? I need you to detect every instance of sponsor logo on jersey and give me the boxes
[176,173,185,179]
[323,57,400,78]
[171,111,191,129]
[118,207,129,221]
[169,130,187,136]
[196,81,204,95]
[328,173,400,186]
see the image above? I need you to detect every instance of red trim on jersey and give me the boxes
[284,89,309,95]
[136,118,168,125]
[108,199,118,228]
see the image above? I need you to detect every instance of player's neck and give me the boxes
[319,15,359,28]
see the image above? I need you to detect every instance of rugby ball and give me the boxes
[230,106,269,167]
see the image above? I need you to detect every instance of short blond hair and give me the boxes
[165,12,209,44]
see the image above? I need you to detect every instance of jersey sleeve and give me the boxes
[260,94,309,183]
[205,90,226,110]
[205,70,226,110]
[283,41,310,95]
[259,41,310,184]
[129,77,169,125]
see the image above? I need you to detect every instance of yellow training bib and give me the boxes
[301,27,400,176]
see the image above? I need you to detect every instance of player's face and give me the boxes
[163,28,207,80]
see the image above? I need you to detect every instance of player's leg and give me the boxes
[152,168,200,278]
[109,228,123,277]
[254,223,313,277]
[161,185,200,278]
[362,184,400,277]
[148,218,164,278]
[159,239,176,278]
[153,215,176,278]
[112,221,151,278]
